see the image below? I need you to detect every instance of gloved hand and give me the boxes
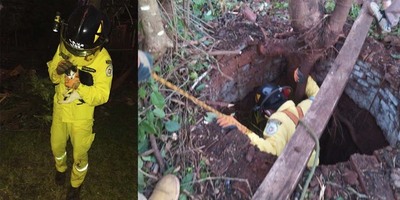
[294,68,306,83]
[217,115,250,134]
[65,72,80,89]
[56,60,74,75]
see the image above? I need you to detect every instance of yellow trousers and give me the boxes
[50,117,95,187]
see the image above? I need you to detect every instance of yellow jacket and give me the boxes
[247,76,319,167]
[47,45,113,122]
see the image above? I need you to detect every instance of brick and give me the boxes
[352,70,364,79]
[357,78,369,88]
[386,89,399,107]
[367,77,379,86]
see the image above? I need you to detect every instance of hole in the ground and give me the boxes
[226,77,389,165]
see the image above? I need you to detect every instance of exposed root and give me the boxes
[335,110,362,152]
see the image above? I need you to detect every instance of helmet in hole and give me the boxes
[254,83,292,117]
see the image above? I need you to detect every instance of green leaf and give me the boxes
[172,115,180,121]
[138,157,146,190]
[153,65,161,73]
[182,172,193,184]
[138,129,148,153]
[138,127,146,142]
[202,39,212,46]
[193,0,205,6]
[203,10,215,21]
[138,139,148,154]
[204,112,217,123]
[138,87,146,99]
[189,71,198,80]
[165,120,181,132]
[195,83,206,92]
[150,78,158,91]
[391,54,400,59]
[141,156,156,162]
[179,194,188,200]
[141,120,157,134]
[181,173,194,193]
[150,91,165,109]
[146,110,155,123]
[200,171,209,179]
[153,108,165,118]
[138,157,144,168]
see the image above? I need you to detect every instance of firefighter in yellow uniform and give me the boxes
[218,69,319,168]
[47,5,112,200]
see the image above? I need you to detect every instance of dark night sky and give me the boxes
[0,0,136,77]
[0,0,84,73]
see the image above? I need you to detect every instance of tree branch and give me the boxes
[328,0,353,33]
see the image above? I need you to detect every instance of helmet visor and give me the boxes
[60,23,102,57]
[60,36,101,57]
[59,41,97,66]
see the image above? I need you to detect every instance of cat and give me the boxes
[58,66,84,104]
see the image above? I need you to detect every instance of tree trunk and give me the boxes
[259,0,354,102]
[139,0,173,60]
[289,0,323,32]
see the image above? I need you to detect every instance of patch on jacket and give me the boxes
[82,66,96,73]
[264,119,281,137]
[106,64,113,77]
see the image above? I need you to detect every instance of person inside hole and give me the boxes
[217,68,320,168]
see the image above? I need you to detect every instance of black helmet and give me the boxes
[254,84,292,116]
[61,5,110,57]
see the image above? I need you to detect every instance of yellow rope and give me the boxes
[151,72,224,117]
[151,72,250,133]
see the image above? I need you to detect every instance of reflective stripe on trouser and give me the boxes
[51,117,95,187]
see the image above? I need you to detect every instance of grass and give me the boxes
[0,92,136,199]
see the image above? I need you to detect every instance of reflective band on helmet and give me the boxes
[55,152,67,160]
[94,23,102,43]
[75,163,88,172]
